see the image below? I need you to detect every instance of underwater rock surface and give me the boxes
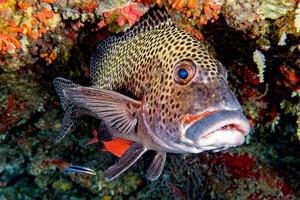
[0,0,299,199]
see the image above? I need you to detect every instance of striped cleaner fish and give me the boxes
[53,6,250,181]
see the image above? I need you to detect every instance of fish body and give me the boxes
[54,6,250,181]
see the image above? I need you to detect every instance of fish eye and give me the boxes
[173,60,196,85]
[178,69,189,79]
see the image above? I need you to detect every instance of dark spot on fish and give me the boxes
[160,76,164,83]
[173,113,177,118]
[165,107,169,113]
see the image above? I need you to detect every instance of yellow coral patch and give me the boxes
[253,50,266,83]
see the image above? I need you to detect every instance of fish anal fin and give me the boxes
[145,152,166,181]
[102,138,133,158]
[104,143,147,181]
[63,87,141,135]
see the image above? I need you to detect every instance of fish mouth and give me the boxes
[182,110,250,150]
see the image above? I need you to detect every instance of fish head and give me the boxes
[143,29,250,153]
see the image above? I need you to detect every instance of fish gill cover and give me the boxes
[0,0,299,199]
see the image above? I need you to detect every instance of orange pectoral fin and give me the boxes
[102,138,133,158]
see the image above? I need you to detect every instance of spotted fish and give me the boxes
[53,6,250,181]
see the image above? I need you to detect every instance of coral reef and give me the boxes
[0,0,61,71]
[0,0,299,199]
[1,0,299,69]
[0,0,148,71]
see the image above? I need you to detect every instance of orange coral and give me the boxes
[35,8,54,26]
[136,0,154,5]
[133,0,221,41]
[40,51,57,64]
[137,0,221,26]
[0,25,23,53]
[187,0,197,9]
[82,1,98,13]
[97,4,144,32]
[18,1,28,11]
[0,0,61,67]
[41,0,55,4]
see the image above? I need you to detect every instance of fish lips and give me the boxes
[184,110,250,149]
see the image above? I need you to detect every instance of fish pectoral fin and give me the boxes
[104,143,147,181]
[63,87,141,135]
[102,138,133,158]
[145,152,166,181]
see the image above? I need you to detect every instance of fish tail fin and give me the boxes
[53,77,81,144]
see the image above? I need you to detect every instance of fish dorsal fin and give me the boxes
[53,77,80,110]
[123,5,173,38]
[63,87,141,135]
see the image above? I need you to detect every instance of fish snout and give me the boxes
[218,83,243,112]
[182,110,250,150]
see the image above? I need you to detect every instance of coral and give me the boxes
[222,0,296,34]
[0,71,47,132]
[295,4,300,33]
[0,0,297,71]
[135,0,223,39]
[0,0,62,71]
[253,49,266,83]
[95,4,146,33]
[257,0,295,20]
[0,0,148,71]
[222,0,260,32]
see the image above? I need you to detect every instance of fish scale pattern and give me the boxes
[88,8,225,143]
